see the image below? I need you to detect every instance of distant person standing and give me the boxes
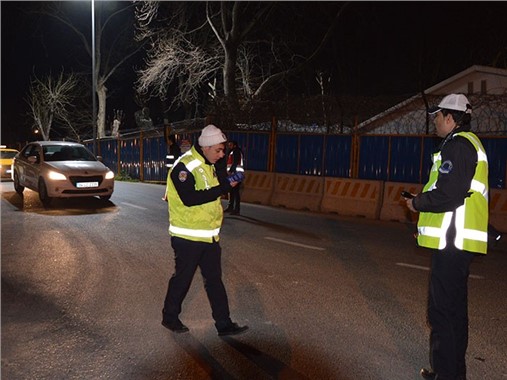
[161,124,248,336]
[166,135,182,169]
[224,141,244,215]
[405,94,489,380]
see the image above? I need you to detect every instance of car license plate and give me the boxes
[76,182,99,188]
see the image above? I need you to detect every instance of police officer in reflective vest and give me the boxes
[405,94,489,380]
[165,134,181,170]
[224,140,244,215]
[161,124,248,336]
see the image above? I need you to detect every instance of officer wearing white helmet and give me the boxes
[161,124,248,336]
[405,94,489,380]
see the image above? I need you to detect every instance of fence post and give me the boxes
[350,116,359,179]
[140,132,144,182]
[117,137,121,176]
[269,116,277,172]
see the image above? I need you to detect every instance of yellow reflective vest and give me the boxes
[417,132,489,254]
[166,146,222,243]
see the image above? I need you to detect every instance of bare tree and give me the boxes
[134,1,349,117]
[37,2,145,138]
[25,71,79,141]
[316,71,331,130]
[134,2,221,117]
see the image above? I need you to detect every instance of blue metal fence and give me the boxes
[482,137,507,189]
[359,136,389,181]
[120,138,141,179]
[143,136,166,182]
[87,131,507,189]
[275,135,299,174]
[389,136,422,183]
[324,135,352,178]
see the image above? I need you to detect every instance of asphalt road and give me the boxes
[1,180,506,380]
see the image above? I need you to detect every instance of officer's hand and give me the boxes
[220,181,232,194]
[406,198,417,213]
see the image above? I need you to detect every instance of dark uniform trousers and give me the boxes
[428,245,475,380]
[228,184,241,212]
[163,236,232,329]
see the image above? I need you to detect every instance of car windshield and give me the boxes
[0,151,18,159]
[43,145,97,162]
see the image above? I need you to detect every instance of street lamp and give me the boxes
[91,0,97,155]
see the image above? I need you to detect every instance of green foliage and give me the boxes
[115,171,138,182]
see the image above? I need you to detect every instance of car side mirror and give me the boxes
[96,155,103,162]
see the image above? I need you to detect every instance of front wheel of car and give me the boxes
[13,171,24,195]
[38,178,52,207]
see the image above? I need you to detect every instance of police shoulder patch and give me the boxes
[178,170,188,182]
[439,160,453,174]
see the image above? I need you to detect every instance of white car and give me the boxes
[12,141,115,206]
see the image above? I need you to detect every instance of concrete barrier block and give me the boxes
[490,188,507,232]
[321,178,382,219]
[241,171,274,205]
[380,182,423,223]
[270,174,324,211]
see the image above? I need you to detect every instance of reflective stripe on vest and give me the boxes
[417,131,489,254]
[169,225,221,238]
[454,204,488,250]
[166,154,175,168]
[227,150,244,172]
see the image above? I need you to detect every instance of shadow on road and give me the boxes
[1,190,117,216]
[168,332,351,380]
[170,333,237,380]
[224,214,321,240]
[221,337,313,380]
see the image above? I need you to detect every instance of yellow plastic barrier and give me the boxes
[241,172,506,233]
[270,174,324,211]
[241,171,275,206]
[321,178,382,219]
[490,188,507,232]
[380,182,423,223]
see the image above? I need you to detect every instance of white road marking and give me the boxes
[121,202,147,210]
[395,262,484,279]
[264,236,325,251]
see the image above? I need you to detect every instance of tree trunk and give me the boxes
[96,81,107,138]
[223,46,239,111]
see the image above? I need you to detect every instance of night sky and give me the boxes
[2,1,506,147]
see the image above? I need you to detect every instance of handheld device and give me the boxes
[401,191,414,199]
[227,171,245,184]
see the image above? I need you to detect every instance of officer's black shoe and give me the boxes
[224,206,233,213]
[162,320,189,333]
[217,322,249,336]
[420,368,436,380]
[230,210,240,215]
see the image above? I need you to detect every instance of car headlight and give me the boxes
[47,170,67,180]
[105,170,115,180]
